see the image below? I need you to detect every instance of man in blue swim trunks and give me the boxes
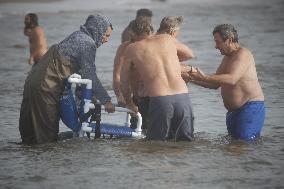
[188,24,265,141]
[121,17,194,141]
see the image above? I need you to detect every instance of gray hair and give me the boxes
[213,24,238,42]
[157,16,183,34]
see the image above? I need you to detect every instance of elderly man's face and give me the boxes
[102,26,112,44]
[213,32,230,55]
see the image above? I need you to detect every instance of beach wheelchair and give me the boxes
[59,74,143,139]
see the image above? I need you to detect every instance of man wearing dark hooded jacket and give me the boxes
[19,14,115,144]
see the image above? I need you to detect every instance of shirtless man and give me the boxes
[114,19,152,131]
[24,13,48,65]
[121,17,194,141]
[113,23,136,107]
[113,17,195,132]
[189,24,265,141]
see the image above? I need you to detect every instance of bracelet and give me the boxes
[188,65,193,73]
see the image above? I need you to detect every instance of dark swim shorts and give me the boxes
[146,93,194,141]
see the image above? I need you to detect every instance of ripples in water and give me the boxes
[0,0,284,188]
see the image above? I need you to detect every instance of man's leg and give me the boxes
[171,93,194,141]
[226,111,238,137]
[226,101,265,141]
[147,96,173,140]
[236,101,265,140]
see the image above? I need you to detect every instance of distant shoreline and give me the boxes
[0,0,62,4]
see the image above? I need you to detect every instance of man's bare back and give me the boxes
[123,34,188,98]
[121,17,194,140]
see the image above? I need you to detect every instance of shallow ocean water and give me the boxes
[0,0,283,188]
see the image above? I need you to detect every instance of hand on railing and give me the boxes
[126,104,138,116]
[117,95,126,107]
[104,101,115,113]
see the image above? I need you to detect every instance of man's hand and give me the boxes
[126,103,138,116]
[188,67,207,81]
[117,95,126,107]
[196,68,205,76]
[104,101,115,113]
[181,65,197,83]
[181,72,191,83]
[28,56,34,65]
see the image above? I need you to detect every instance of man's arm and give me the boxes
[28,55,34,65]
[190,79,220,89]
[28,29,36,65]
[202,50,250,86]
[187,68,221,89]
[80,45,114,113]
[175,39,195,62]
[120,48,138,113]
[190,50,250,87]
[113,43,129,105]
[29,27,47,64]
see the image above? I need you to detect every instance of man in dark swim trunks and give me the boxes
[121,17,194,141]
[114,16,195,134]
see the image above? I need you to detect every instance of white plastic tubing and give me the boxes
[67,74,143,138]
[88,104,143,137]
[68,73,92,89]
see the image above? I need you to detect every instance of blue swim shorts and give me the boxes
[226,101,265,141]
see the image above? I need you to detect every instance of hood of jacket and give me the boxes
[80,14,112,47]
